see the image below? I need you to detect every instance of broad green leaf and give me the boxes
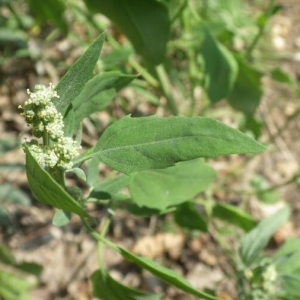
[174,202,208,232]
[118,247,218,300]
[66,168,87,182]
[52,209,72,227]
[239,206,290,266]
[212,202,257,232]
[73,72,136,123]
[129,159,216,210]
[92,270,161,300]
[54,32,105,113]
[83,0,170,65]
[228,55,263,116]
[89,175,131,201]
[27,0,68,35]
[92,115,266,174]
[24,145,89,217]
[200,28,238,103]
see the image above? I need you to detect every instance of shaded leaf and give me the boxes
[25,145,89,217]
[129,159,216,210]
[73,72,135,123]
[174,202,208,232]
[0,138,20,154]
[27,0,68,35]
[92,269,161,300]
[212,202,257,231]
[0,183,31,205]
[200,28,238,103]
[66,168,87,182]
[228,55,263,116]
[52,209,72,227]
[83,0,169,65]
[89,175,131,200]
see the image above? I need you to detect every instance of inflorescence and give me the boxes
[19,84,80,170]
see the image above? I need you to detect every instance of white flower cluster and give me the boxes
[20,84,80,170]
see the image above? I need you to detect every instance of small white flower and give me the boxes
[21,84,80,170]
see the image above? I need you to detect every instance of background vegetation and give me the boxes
[1,0,300,299]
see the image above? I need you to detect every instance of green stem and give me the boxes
[261,172,300,192]
[97,215,113,269]
[268,107,300,143]
[246,0,275,60]
[128,56,159,88]
[43,131,50,147]
[155,64,179,115]
[81,217,119,252]
[106,35,159,88]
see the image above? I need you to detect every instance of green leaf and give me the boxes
[127,205,173,216]
[24,145,89,217]
[86,157,100,188]
[73,72,135,123]
[52,209,72,227]
[129,159,216,210]
[92,269,162,300]
[174,202,208,232]
[274,238,300,274]
[0,138,20,154]
[27,0,68,35]
[276,272,300,300]
[0,205,12,228]
[200,28,238,103]
[212,202,257,231]
[83,0,170,65]
[89,175,131,201]
[54,32,106,113]
[92,115,266,174]
[271,67,294,85]
[0,268,36,300]
[66,168,87,182]
[15,262,43,278]
[102,46,133,70]
[228,55,263,116]
[118,247,218,300]
[239,206,290,266]
[0,183,31,205]
[63,104,76,137]
[251,175,279,204]
[274,237,300,261]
